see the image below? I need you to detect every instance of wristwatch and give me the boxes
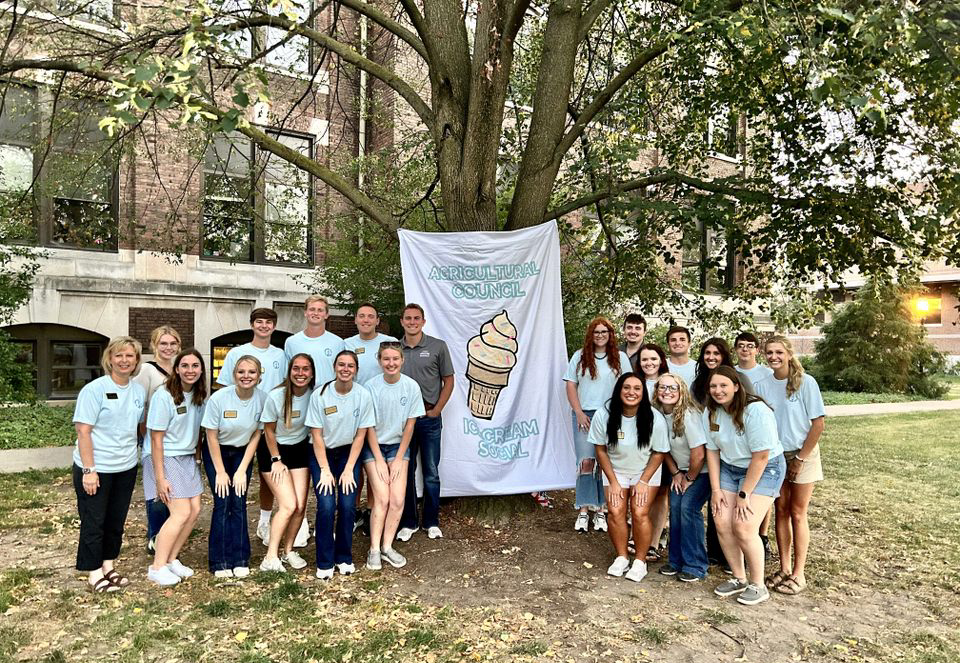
[271,455,282,463]
[82,466,97,474]
[738,490,748,499]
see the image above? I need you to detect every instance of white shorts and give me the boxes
[602,466,662,488]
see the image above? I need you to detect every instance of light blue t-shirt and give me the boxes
[201,386,266,448]
[364,374,425,447]
[737,363,775,385]
[344,333,399,385]
[703,401,783,468]
[145,387,205,457]
[588,406,670,476]
[260,387,311,446]
[645,378,657,399]
[661,409,708,474]
[217,342,288,392]
[72,376,146,473]
[754,374,825,452]
[563,350,633,411]
[666,359,697,389]
[304,382,375,449]
[284,330,345,387]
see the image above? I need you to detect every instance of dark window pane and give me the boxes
[52,199,117,249]
[51,342,103,397]
[0,86,38,145]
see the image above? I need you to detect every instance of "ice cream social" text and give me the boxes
[463,418,539,461]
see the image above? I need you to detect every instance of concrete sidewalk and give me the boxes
[0,446,73,473]
[824,399,960,417]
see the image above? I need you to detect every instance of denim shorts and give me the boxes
[359,442,410,464]
[718,454,786,498]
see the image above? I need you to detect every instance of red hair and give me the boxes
[577,317,622,379]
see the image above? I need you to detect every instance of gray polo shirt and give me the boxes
[619,342,640,374]
[401,333,454,405]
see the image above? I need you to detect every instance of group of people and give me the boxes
[564,315,825,606]
[72,297,454,591]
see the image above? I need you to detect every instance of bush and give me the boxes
[0,404,75,449]
[814,280,947,399]
[0,330,35,403]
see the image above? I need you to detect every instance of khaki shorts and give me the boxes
[784,446,824,484]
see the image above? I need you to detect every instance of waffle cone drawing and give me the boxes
[465,310,518,419]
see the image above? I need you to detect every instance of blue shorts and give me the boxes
[359,442,410,464]
[718,454,786,498]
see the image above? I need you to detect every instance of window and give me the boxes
[0,84,118,250]
[210,0,313,74]
[5,323,108,399]
[51,342,104,398]
[202,130,313,265]
[681,219,736,294]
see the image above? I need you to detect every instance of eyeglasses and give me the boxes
[657,384,680,393]
[736,343,756,350]
[379,341,403,350]
[593,330,610,336]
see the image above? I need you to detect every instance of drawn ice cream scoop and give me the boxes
[466,310,519,420]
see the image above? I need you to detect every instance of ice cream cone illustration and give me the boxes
[466,310,519,419]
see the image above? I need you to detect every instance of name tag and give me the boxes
[355,347,365,354]
[710,422,720,432]
[106,393,118,400]
[419,351,430,358]
[224,410,238,419]
[291,410,301,418]
[324,406,338,415]
[617,431,625,440]
[176,406,187,415]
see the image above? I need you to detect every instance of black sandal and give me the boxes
[103,569,130,588]
[90,577,119,593]
[644,546,661,562]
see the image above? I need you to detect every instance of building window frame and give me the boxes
[681,218,737,294]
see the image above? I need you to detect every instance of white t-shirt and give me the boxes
[259,387,311,445]
[563,350,633,411]
[754,374,825,452]
[145,386,205,457]
[364,374,425,447]
[588,406,670,476]
[344,333,399,385]
[703,401,782,468]
[201,386,266,448]
[666,359,697,389]
[304,382,376,449]
[217,343,288,392]
[133,361,169,403]
[284,330,346,387]
[661,409,708,474]
[72,376,146,473]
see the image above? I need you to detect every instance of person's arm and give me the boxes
[790,417,825,481]
[391,418,416,482]
[634,451,666,507]
[75,423,99,496]
[205,428,232,498]
[593,444,623,510]
[310,427,335,495]
[428,374,454,417]
[565,381,590,431]
[736,449,770,521]
[339,427,367,493]
[707,447,726,517]
[263,422,287,485]
[150,429,172,504]
[686,445,706,479]
[233,428,260,496]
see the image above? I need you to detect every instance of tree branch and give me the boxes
[578,0,614,42]
[335,0,429,61]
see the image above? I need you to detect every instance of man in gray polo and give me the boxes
[396,303,455,542]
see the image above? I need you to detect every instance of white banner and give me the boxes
[398,221,575,496]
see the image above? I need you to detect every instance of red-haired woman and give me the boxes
[563,317,632,533]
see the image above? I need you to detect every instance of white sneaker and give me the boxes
[336,562,356,576]
[213,569,234,579]
[396,527,418,542]
[257,519,270,544]
[427,526,443,539]
[282,551,308,570]
[259,556,285,573]
[381,547,407,569]
[233,566,250,578]
[625,559,648,583]
[316,567,334,580]
[293,520,310,548]
[147,565,180,586]
[606,556,630,577]
[366,549,382,571]
[574,512,589,532]
[593,512,608,532]
[167,559,194,579]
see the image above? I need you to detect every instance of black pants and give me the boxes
[73,464,137,571]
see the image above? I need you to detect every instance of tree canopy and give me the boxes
[0,0,958,330]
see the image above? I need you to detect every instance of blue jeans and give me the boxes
[667,472,711,577]
[145,498,169,542]
[202,445,253,572]
[572,410,604,509]
[400,415,442,530]
[310,446,361,570]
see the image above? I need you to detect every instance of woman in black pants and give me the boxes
[72,336,147,592]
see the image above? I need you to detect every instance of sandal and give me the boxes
[89,576,119,593]
[531,492,554,508]
[103,569,130,588]
[775,575,807,595]
[644,546,661,562]
[764,569,789,589]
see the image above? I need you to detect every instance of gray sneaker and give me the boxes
[381,547,407,569]
[714,577,748,597]
[736,583,770,605]
[366,549,382,571]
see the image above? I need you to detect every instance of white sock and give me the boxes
[259,509,272,524]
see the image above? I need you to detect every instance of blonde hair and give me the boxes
[304,295,328,309]
[651,372,699,438]
[149,325,182,354]
[234,355,263,386]
[765,335,805,397]
[102,336,142,375]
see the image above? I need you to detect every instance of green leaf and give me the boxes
[232,91,250,107]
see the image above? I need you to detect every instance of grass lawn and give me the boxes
[0,404,75,450]
[0,412,957,662]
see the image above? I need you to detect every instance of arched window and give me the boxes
[4,323,108,399]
